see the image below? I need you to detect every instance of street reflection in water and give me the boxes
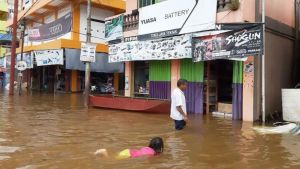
[0,92,300,169]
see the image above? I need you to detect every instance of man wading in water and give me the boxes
[170,79,188,130]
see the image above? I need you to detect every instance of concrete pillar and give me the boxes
[171,60,180,92]
[125,61,133,97]
[243,56,255,121]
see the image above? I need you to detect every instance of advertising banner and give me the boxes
[138,0,217,40]
[109,34,192,63]
[28,12,72,42]
[17,52,34,69]
[193,24,263,61]
[34,49,64,66]
[105,15,124,42]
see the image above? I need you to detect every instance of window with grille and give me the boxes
[139,0,161,8]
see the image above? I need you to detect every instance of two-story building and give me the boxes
[6,0,125,93]
[90,0,298,122]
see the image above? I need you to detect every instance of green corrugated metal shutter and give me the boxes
[149,60,171,81]
[233,61,243,84]
[180,59,204,83]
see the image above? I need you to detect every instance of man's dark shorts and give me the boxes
[174,120,186,130]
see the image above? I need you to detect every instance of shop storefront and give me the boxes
[98,0,263,120]
[25,48,124,94]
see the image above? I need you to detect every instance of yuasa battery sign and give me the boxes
[138,0,217,40]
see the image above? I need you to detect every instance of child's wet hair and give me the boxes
[149,137,164,154]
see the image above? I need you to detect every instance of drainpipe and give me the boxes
[294,0,300,86]
[262,0,266,123]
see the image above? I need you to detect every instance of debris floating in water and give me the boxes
[253,123,300,135]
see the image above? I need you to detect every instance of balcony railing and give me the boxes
[123,0,236,32]
[123,9,139,32]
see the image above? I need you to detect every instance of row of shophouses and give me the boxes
[0,0,299,122]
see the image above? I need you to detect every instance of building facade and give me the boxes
[102,0,297,122]
[5,0,125,93]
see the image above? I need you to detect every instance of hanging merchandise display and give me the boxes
[193,24,263,61]
[109,34,192,63]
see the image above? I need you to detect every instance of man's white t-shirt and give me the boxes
[170,88,187,121]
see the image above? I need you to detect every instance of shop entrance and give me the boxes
[134,61,149,97]
[204,60,234,116]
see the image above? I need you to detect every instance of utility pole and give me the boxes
[9,0,19,95]
[84,0,92,106]
[17,20,26,96]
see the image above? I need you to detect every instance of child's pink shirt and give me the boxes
[130,147,155,158]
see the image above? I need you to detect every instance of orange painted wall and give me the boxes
[126,0,138,12]
[171,60,180,92]
[243,57,255,121]
[266,0,295,28]
[217,0,255,23]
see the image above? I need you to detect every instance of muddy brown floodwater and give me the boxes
[0,92,300,169]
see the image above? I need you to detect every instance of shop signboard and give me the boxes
[109,34,192,63]
[34,49,64,66]
[138,0,217,40]
[17,52,34,69]
[105,15,124,42]
[28,12,72,42]
[193,24,263,61]
[80,43,96,63]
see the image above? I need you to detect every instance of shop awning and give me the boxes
[65,49,124,73]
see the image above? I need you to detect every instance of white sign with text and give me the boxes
[138,0,217,40]
[34,49,64,66]
[80,43,97,62]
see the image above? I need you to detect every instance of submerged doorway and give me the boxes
[204,59,243,120]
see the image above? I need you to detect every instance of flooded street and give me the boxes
[0,92,300,169]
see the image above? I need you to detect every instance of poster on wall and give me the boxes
[34,49,64,66]
[193,24,263,61]
[28,12,72,42]
[138,0,217,40]
[109,34,192,63]
[105,15,124,42]
[17,52,34,69]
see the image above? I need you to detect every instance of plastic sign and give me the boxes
[80,43,97,63]
[34,49,64,66]
[138,0,217,40]
[16,61,27,71]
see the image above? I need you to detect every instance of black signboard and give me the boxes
[193,24,263,61]
[28,12,72,42]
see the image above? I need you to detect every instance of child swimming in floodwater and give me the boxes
[95,137,164,159]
